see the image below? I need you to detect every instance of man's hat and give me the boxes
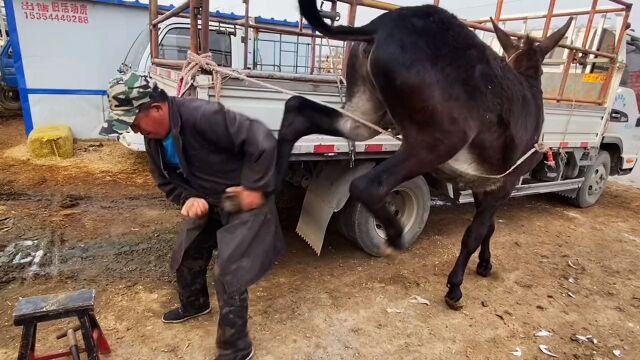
[100,72,156,136]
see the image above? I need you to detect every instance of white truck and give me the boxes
[115,0,639,256]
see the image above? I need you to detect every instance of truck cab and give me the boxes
[0,41,21,110]
[602,34,640,175]
[120,19,244,75]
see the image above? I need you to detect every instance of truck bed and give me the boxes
[131,65,608,155]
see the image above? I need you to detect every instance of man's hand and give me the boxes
[181,197,209,219]
[225,186,264,212]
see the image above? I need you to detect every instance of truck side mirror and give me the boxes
[636,116,640,127]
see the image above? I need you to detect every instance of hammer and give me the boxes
[56,324,82,360]
[222,192,242,213]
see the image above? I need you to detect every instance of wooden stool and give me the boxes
[13,289,111,360]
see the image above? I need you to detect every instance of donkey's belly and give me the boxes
[435,146,504,191]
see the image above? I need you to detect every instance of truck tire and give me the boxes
[336,199,357,242]
[571,150,610,208]
[340,176,431,257]
[0,87,21,111]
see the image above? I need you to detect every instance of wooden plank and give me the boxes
[14,289,95,322]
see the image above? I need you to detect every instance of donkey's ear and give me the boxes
[490,17,517,57]
[537,17,573,58]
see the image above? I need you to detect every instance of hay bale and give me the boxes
[27,125,74,159]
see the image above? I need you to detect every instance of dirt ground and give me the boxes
[1,116,639,360]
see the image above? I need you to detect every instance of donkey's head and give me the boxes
[491,18,572,79]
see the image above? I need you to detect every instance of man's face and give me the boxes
[131,103,170,140]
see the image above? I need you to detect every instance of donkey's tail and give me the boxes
[298,0,376,42]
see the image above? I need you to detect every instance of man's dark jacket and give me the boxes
[145,97,284,294]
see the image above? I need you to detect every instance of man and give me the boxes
[100,72,284,360]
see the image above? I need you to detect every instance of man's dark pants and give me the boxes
[175,211,252,358]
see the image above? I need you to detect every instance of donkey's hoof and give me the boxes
[380,244,396,257]
[386,229,405,251]
[445,296,464,311]
[476,261,493,278]
[445,287,463,311]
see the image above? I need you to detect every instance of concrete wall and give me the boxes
[7,0,149,138]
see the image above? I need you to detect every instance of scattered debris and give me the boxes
[0,240,42,266]
[568,260,579,269]
[59,198,79,209]
[613,349,622,357]
[568,277,576,284]
[0,216,14,232]
[183,342,191,351]
[567,292,576,298]
[29,250,44,272]
[571,335,597,344]
[386,308,403,313]
[58,194,83,209]
[481,300,489,307]
[510,347,522,357]
[539,345,559,358]
[430,199,451,208]
[535,329,552,337]
[408,295,430,305]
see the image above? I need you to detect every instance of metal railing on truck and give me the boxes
[147,0,631,107]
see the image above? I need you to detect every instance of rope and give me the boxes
[177,51,548,179]
[178,52,232,100]
[506,49,524,65]
[321,36,346,104]
[182,51,401,140]
[464,143,549,179]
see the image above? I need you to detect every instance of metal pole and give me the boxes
[581,0,599,48]
[357,0,399,11]
[494,0,504,22]
[556,50,575,101]
[597,7,630,104]
[189,0,199,54]
[542,0,556,37]
[150,0,159,59]
[471,7,627,24]
[464,21,616,59]
[152,0,189,26]
[543,97,602,105]
[201,0,209,55]
[610,4,630,56]
[343,0,358,75]
[252,27,258,70]
[152,58,187,67]
[310,34,317,74]
[244,0,250,69]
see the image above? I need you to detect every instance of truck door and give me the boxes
[607,37,640,170]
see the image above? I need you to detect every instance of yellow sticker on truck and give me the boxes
[583,74,606,83]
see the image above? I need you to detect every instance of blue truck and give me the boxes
[0,41,21,111]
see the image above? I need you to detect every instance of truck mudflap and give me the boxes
[296,161,375,254]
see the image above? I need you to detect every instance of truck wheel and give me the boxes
[347,176,431,257]
[336,200,357,242]
[0,87,21,111]
[572,151,610,208]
